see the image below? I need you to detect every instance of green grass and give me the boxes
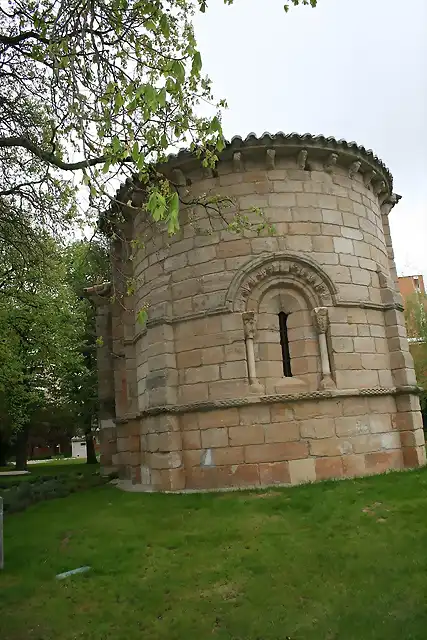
[2,469,427,640]
[0,459,90,484]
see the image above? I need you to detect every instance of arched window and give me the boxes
[278,312,292,377]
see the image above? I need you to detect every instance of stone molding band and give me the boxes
[120,298,404,347]
[112,385,422,423]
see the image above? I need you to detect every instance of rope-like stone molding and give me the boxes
[113,386,421,422]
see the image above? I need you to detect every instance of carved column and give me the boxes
[242,312,263,393]
[313,307,335,390]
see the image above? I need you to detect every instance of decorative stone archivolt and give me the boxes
[226,252,337,313]
[313,307,335,390]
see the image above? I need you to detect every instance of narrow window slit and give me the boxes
[278,312,292,377]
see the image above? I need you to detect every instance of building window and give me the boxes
[278,312,292,377]
[414,277,420,292]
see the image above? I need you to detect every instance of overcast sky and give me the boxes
[193,0,427,279]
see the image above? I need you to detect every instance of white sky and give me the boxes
[194,0,427,279]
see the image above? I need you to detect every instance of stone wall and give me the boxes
[89,133,426,490]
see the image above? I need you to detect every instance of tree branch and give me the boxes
[0,31,50,46]
[0,136,107,170]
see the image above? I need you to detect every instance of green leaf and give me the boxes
[131,141,139,163]
[158,88,167,107]
[192,51,202,76]
[136,308,148,326]
[112,136,121,153]
[171,60,185,84]
[147,191,166,222]
[160,14,170,38]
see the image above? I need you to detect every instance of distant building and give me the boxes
[398,275,425,300]
[398,275,427,342]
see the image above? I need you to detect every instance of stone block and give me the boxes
[292,209,322,224]
[285,235,313,252]
[310,437,353,457]
[393,411,424,432]
[332,337,354,353]
[402,446,427,468]
[395,394,421,413]
[230,464,260,487]
[294,399,342,419]
[182,430,202,450]
[342,227,363,241]
[361,354,389,370]
[322,209,343,225]
[389,351,415,370]
[300,418,335,439]
[229,425,265,446]
[217,239,252,259]
[333,237,354,254]
[269,192,297,207]
[330,323,358,337]
[239,405,271,425]
[176,350,202,369]
[379,431,401,450]
[201,428,228,449]
[178,383,209,404]
[367,396,396,413]
[188,245,217,265]
[202,346,225,365]
[312,236,334,252]
[327,265,352,283]
[198,408,240,429]
[311,252,339,265]
[288,458,316,484]
[335,369,379,389]
[341,453,366,477]
[369,413,393,433]
[334,353,362,369]
[392,368,417,386]
[351,434,382,454]
[183,449,202,467]
[264,422,300,443]
[259,461,291,485]
[209,379,249,400]
[184,365,220,384]
[270,403,295,422]
[213,446,245,465]
[222,313,244,332]
[339,254,359,267]
[149,451,182,470]
[220,360,248,379]
[244,441,308,463]
[365,450,403,473]
[147,431,181,453]
[315,456,344,480]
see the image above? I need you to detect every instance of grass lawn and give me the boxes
[0,459,94,486]
[2,469,427,640]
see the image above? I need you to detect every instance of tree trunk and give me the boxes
[15,426,29,470]
[0,437,9,467]
[85,428,98,465]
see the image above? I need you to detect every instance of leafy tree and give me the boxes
[0,0,317,239]
[0,238,85,468]
[404,292,427,413]
[62,240,110,464]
